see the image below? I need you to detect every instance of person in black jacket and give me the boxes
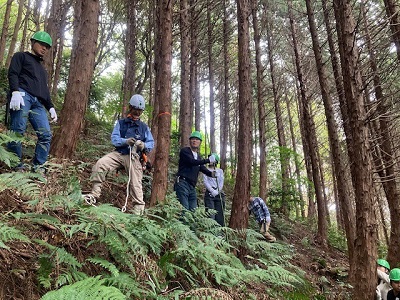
[7,31,57,173]
[174,131,216,210]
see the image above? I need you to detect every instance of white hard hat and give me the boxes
[129,94,145,110]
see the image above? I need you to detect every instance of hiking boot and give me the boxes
[32,165,47,175]
[132,204,145,215]
[83,194,98,206]
[14,164,28,173]
[264,232,276,243]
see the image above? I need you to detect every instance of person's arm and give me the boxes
[111,121,127,147]
[8,53,23,92]
[143,126,154,152]
[377,269,390,283]
[200,164,214,177]
[180,149,210,166]
[216,169,224,191]
[203,173,214,193]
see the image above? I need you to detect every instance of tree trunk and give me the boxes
[361,1,400,267]
[229,0,252,236]
[50,0,100,158]
[149,0,174,206]
[252,2,268,201]
[0,0,14,66]
[122,0,137,118]
[305,0,355,253]
[5,0,24,68]
[220,0,230,171]
[333,0,378,296]
[383,0,400,62]
[178,0,191,147]
[288,0,327,246]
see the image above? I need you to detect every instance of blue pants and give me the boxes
[8,89,52,167]
[174,179,197,210]
[204,192,225,226]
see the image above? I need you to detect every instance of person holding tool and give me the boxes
[7,31,58,173]
[174,131,216,210]
[203,153,225,226]
[83,94,154,215]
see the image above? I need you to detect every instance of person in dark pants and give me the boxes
[203,153,225,226]
[174,131,216,210]
[7,31,57,173]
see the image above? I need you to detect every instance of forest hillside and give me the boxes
[0,121,352,300]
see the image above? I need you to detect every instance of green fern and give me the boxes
[0,172,43,198]
[87,257,120,277]
[41,276,126,300]
[0,222,30,249]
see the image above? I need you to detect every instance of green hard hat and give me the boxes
[189,131,202,141]
[31,31,52,47]
[211,153,220,163]
[390,268,400,281]
[377,259,390,270]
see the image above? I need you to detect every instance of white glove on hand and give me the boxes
[49,108,57,123]
[135,140,145,151]
[208,154,216,164]
[10,91,25,110]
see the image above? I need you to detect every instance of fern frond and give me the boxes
[87,257,120,277]
[35,240,82,269]
[0,172,43,198]
[0,222,30,249]
[41,276,126,300]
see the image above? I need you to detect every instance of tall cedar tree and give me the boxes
[333,0,378,295]
[288,0,328,246]
[50,0,100,158]
[251,3,268,201]
[149,0,174,206]
[179,0,191,147]
[229,0,252,241]
[305,0,355,261]
[360,2,400,268]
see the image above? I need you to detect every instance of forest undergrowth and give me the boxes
[0,121,353,299]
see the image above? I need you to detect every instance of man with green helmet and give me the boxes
[174,131,216,210]
[203,152,226,226]
[7,31,57,174]
[377,259,391,300]
[387,268,400,300]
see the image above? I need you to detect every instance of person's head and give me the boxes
[208,152,219,167]
[249,196,255,203]
[377,259,390,274]
[128,94,145,120]
[30,31,52,57]
[189,131,202,151]
[389,268,400,292]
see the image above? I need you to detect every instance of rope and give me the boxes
[121,145,133,212]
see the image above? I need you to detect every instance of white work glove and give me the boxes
[135,140,145,151]
[208,154,216,164]
[49,107,57,123]
[10,91,25,110]
[126,138,136,146]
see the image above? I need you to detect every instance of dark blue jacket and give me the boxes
[176,147,213,186]
[111,118,154,155]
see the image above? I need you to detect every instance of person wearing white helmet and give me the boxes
[84,94,154,215]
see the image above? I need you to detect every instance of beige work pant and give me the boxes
[90,151,144,209]
[260,221,276,242]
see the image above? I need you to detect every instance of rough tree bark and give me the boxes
[149,0,174,206]
[50,0,100,158]
[333,0,378,296]
[178,0,191,147]
[229,0,252,236]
